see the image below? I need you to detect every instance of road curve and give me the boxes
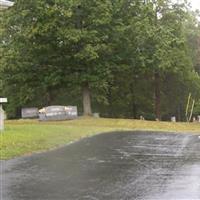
[1,131,200,200]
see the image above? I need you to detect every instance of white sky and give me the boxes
[189,0,200,10]
[175,0,200,10]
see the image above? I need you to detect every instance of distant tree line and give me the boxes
[1,0,200,121]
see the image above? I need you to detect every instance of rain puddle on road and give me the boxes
[150,163,200,200]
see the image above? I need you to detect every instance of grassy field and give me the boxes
[1,117,200,160]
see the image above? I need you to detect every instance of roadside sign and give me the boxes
[0,98,7,103]
[0,97,7,131]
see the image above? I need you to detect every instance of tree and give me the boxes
[1,0,113,116]
[1,0,200,120]
[140,0,193,120]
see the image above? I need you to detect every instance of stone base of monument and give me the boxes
[39,106,78,121]
[171,116,176,122]
[93,113,100,118]
[21,108,39,119]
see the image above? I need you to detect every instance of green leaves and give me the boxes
[1,0,200,119]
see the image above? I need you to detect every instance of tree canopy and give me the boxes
[1,0,200,121]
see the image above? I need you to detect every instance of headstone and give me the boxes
[21,108,39,119]
[93,113,100,118]
[171,116,176,122]
[140,115,145,120]
[197,116,200,122]
[65,106,78,119]
[39,106,78,121]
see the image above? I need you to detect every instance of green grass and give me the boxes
[1,117,200,160]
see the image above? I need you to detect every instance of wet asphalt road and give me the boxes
[1,131,200,200]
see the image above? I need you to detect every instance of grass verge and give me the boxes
[1,117,200,160]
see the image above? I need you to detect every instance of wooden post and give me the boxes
[0,104,4,131]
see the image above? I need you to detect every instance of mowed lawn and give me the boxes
[1,117,200,160]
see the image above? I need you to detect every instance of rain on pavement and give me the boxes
[1,131,200,200]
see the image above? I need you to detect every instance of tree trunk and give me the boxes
[131,81,137,119]
[107,84,113,117]
[46,91,52,106]
[82,82,92,116]
[177,104,181,122]
[154,72,161,120]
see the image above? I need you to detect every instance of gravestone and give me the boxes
[21,108,39,119]
[171,116,176,122]
[39,106,78,121]
[93,113,100,118]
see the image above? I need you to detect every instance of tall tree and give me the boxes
[1,0,200,120]
[1,0,113,116]
[142,0,193,120]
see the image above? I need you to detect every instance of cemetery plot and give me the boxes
[39,106,78,121]
[21,108,39,119]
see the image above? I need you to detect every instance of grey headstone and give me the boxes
[171,116,176,122]
[21,108,39,119]
[65,106,78,119]
[39,106,78,121]
[93,113,100,118]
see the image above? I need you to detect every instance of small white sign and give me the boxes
[0,98,8,103]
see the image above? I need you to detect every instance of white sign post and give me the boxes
[0,1,13,131]
[0,0,14,10]
[0,98,7,131]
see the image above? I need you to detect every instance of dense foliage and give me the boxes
[1,0,200,121]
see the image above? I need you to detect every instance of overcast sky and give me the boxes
[188,0,200,10]
[175,0,200,10]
